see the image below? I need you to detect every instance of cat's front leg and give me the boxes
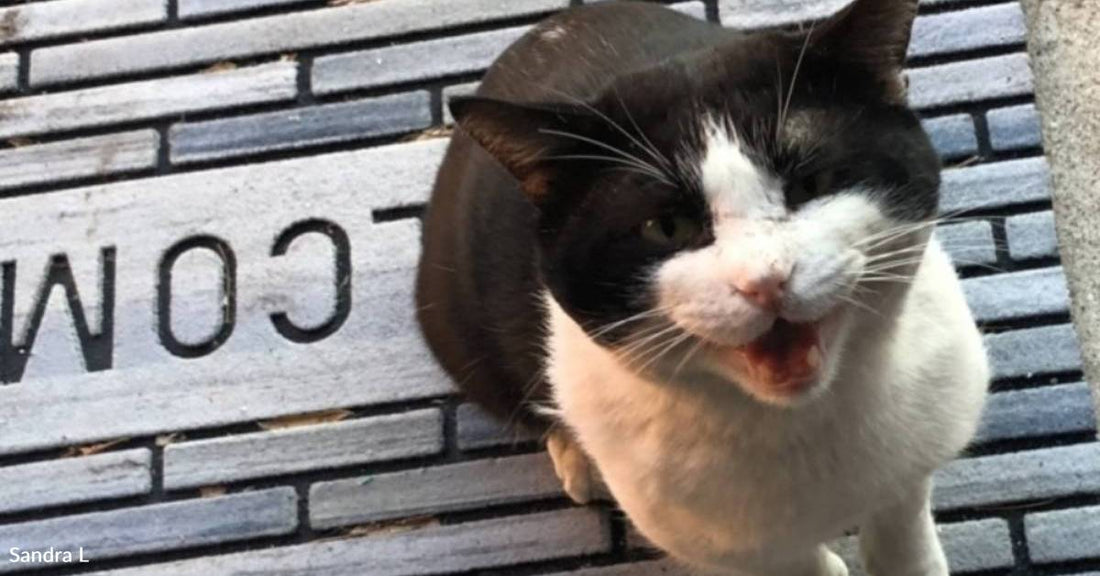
[860,479,949,576]
[710,545,848,576]
[547,428,606,504]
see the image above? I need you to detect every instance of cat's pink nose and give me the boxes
[733,273,787,310]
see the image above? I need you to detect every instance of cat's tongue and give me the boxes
[737,319,821,393]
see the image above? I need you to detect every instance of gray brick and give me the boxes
[1006,210,1058,258]
[940,157,1050,214]
[719,0,847,29]
[0,52,16,93]
[919,0,987,5]
[314,26,530,96]
[975,383,1097,443]
[179,0,310,19]
[986,324,1083,379]
[832,519,1014,575]
[908,3,1026,58]
[0,140,451,456]
[908,54,1033,110]
[719,0,998,31]
[962,267,1069,323]
[443,82,481,125]
[86,509,609,576]
[30,0,566,87]
[164,409,443,490]
[0,0,165,47]
[988,104,1043,152]
[456,402,540,451]
[934,443,1100,511]
[0,62,297,140]
[310,452,561,529]
[1026,505,1100,564]
[0,488,297,571]
[921,114,978,159]
[586,1,706,21]
[935,220,998,267]
[0,130,159,191]
[170,92,431,165]
[0,449,151,515]
[669,1,708,21]
[1006,210,1058,261]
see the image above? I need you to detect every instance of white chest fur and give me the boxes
[543,241,989,571]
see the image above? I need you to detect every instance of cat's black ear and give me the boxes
[449,96,595,202]
[809,0,919,103]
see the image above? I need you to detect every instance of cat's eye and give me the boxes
[787,169,836,209]
[640,215,700,248]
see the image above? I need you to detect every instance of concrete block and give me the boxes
[909,3,1026,58]
[719,0,847,29]
[988,104,1043,151]
[962,267,1069,323]
[309,452,561,529]
[179,0,310,19]
[922,114,978,160]
[164,409,444,490]
[30,0,566,86]
[313,26,530,95]
[908,54,1034,110]
[0,140,452,456]
[456,402,540,451]
[934,443,1100,510]
[975,383,1097,443]
[986,324,1083,379]
[0,0,165,47]
[0,62,297,140]
[1006,210,1058,261]
[84,509,609,576]
[0,449,151,515]
[0,52,16,94]
[1026,505,1100,563]
[0,488,298,571]
[170,92,431,164]
[935,220,998,267]
[0,130,159,191]
[940,157,1050,214]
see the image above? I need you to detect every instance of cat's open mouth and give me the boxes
[710,319,822,397]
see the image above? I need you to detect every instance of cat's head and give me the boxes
[451,0,939,407]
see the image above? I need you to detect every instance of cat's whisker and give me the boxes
[532,82,675,178]
[836,294,882,317]
[612,87,674,172]
[615,323,681,361]
[634,331,693,374]
[587,308,670,339]
[671,338,705,382]
[780,24,815,137]
[539,129,670,180]
[546,153,672,185]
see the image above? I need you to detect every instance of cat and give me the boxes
[415,1,990,575]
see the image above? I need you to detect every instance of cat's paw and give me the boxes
[547,429,598,505]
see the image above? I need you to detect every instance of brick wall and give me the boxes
[0,0,1096,574]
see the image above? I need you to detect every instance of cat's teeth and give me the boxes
[805,345,822,371]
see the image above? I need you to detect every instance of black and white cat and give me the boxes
[416,1,989,574]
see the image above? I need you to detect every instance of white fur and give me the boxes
[699,118,786,221]
[546,239,987,575]
[543,119,989,576]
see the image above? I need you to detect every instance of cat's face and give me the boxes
[453,0,938,406]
